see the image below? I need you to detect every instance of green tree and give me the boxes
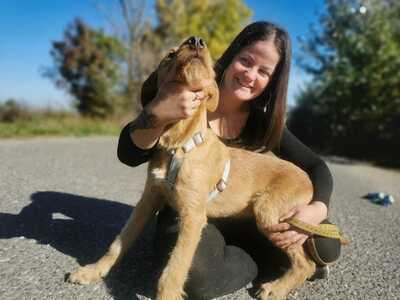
[151,0,252,59]
[47,19,125,118]
[290,0,400,163]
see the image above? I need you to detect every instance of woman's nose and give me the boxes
[243,68,257,82]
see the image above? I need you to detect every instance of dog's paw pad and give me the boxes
[67,264,102,285]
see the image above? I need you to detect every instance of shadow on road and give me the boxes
[0,191,161,300]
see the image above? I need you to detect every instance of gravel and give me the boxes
[1,136,399,300]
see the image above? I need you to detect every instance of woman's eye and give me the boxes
[240,57,250,66]
[260,70,270,77]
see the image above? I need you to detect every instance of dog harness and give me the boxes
[165,131,230,201]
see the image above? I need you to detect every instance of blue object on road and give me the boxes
[364,192,394,206]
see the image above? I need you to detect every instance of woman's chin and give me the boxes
[232,89,254,102]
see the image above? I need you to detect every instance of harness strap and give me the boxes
[208,160,231,201]
[165,151,183,189]
[165,132,231,201]
[166,132,205,189]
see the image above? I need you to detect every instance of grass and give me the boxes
[0,113,132,139]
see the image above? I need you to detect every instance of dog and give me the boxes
[68,36,317,300]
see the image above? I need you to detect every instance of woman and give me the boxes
[118,21,340,298]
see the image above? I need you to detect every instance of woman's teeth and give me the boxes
[236,77,252,89]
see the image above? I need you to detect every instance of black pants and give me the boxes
[154,206,341,299]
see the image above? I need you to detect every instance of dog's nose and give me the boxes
[187,36,205,49]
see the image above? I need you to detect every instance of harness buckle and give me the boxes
[216,179,227,192]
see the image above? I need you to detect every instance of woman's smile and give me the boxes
[235,76,253,90]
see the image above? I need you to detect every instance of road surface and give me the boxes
[1,137,399,299]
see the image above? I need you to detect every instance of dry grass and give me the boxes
[0,110,133,139]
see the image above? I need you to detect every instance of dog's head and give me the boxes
[141,36,218,112]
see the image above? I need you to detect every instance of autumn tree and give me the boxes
[289,0,400,163]
[151,0,252,59]
[47,19,125,118]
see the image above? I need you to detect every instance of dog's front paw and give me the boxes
[156,291,184,300]
[67,264,105,285]
[156,284,185,300]
[255,282,286,300]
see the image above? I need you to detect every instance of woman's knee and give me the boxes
[305,220,341,266]
[186,225,257,299]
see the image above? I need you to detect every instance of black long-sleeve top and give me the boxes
[117,122,333,208]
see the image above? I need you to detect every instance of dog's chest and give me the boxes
[148,149,185,190]
[148,153,170,184]
[150,166,168,181]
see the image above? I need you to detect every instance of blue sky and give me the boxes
[0,0,324,109]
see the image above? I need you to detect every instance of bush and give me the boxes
[0,99,32,123]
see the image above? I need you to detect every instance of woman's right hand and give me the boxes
[145,79,211,128]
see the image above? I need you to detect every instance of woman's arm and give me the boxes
[117,113,162,167]
[275,126,333,210]
[267,127,333,249]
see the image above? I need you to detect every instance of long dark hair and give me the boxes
[215,21,291,152]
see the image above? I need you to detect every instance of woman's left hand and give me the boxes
[266,202,327,250]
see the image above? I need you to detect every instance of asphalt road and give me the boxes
[1,137,399,300]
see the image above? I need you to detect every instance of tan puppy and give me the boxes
[68,37,316,300]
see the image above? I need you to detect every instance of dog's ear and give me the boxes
[206,81,219,112]
[140,71,158,108]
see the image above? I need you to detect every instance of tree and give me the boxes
[152,0,252,60]
[289,0,400,163]
[94,0,156,113]
[48,1,252,117]
[46,19,125,118]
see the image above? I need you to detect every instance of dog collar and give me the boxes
[165,131,230,201]
[182,132,205,152]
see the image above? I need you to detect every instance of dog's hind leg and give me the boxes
[252,194,316,300]
[68,185,162,285]
[156,200,207,300]
[256,247,315,300]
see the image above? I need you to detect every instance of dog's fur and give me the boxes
[68,38,316,300]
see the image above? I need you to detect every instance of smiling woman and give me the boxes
[211,21,291,150]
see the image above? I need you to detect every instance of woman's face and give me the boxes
[222,39,280,103]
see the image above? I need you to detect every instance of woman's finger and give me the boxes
[268,232,281,242]
[276,231,306,249]
[286,233,304,248]
[274,230,297,244]
[266,222,291,233]
[288,235,308,250]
